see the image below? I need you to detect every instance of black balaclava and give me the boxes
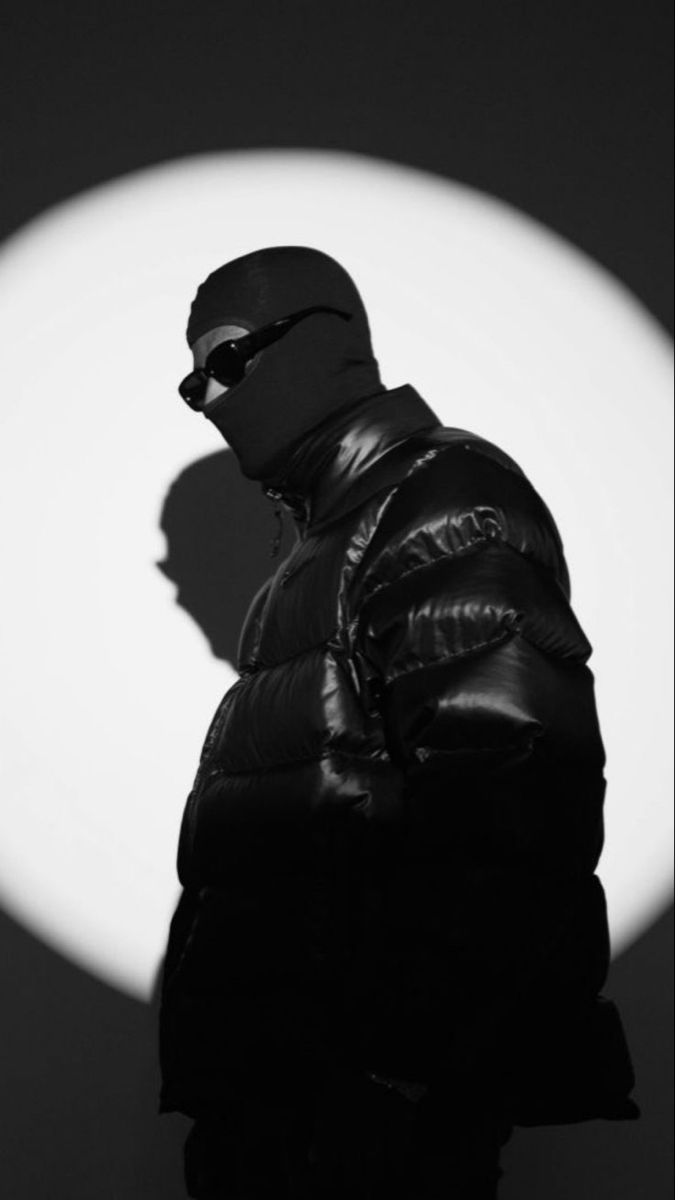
[186,246,384,484]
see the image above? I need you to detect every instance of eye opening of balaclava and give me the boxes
[185,246,383,482]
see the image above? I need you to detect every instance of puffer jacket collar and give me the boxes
[261,384,441,534]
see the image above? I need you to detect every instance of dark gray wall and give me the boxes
[1,0,672,331]
[1,2,671,1197]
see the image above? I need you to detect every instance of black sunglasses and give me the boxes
[179,304,353,411]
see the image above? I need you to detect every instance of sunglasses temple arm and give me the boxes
[207,306,354,373]
[245,321,294,355]
[251,307,352,352]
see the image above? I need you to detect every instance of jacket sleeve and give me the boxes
[355,527,607,877]
[351,499,611,1066]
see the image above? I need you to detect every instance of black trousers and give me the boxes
[183,1068,515,1199]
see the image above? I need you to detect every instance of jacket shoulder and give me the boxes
[355,427,571,600]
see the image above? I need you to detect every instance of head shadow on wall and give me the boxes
[156,448,297,664]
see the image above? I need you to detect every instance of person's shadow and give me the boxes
[147,447,300,1194]
[155,447,298,666]
[0,447,670,1199]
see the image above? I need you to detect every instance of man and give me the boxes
[158,246,639,1199]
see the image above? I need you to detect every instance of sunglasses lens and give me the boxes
[178,372,207,409]
[206,343,246,386]
[179,337,256,410]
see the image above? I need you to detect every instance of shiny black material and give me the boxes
[158,383,639,1134]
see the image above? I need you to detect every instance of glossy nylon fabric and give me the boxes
[158,383,639,1135]
[185,245,384,483]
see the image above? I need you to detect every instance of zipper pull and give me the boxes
[265,488,285,558]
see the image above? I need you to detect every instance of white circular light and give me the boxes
[0,150,671,999]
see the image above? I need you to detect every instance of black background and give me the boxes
[0,2,672,1197]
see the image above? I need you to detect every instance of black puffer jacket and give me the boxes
[158,383,638,1127]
